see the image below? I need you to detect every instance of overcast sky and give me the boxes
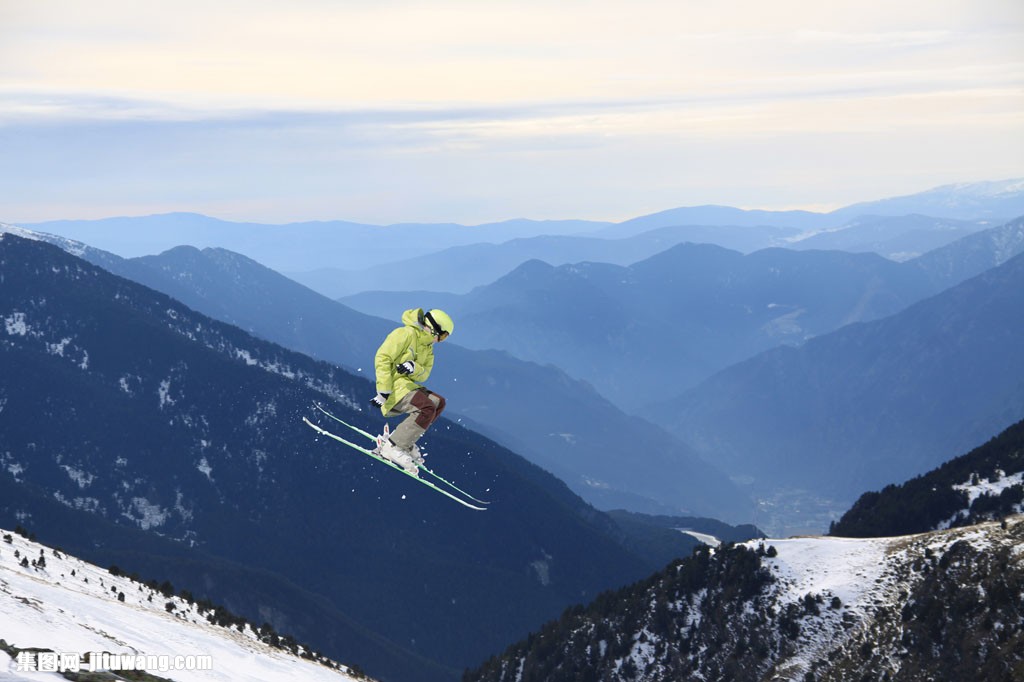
[1,0,1022,225]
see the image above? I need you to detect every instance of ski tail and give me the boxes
[313,401,376,441]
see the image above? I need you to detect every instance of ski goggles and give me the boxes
[424,312,450,341]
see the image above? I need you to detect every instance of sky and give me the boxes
[1,0,1022,225]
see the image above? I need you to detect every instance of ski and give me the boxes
[312,402,377,441]
[302,417,487,511]
[312,402,491,505]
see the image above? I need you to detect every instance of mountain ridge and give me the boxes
[19,178,1024,275]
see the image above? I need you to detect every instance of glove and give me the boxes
[370,392,390,408]
[396,361,415,375]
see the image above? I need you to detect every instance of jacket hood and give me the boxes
[401,308,424,328]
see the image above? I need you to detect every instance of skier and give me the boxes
[370,308,454,475]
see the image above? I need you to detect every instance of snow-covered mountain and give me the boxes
[467,515,1024,681]
[0,527,368,682]
[0,222,128,275]
[829,178,1024,223]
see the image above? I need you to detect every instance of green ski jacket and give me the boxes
[373,308,436,415]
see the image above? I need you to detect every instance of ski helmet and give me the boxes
[424,309,454,338]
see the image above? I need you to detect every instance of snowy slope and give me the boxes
[0,223,90,258]
[751,534,897,679]
[0,528,369,682]
[469,514,1024,681]
[752,517,1024,680]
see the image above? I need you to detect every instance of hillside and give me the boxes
[466,516,1024,682]
[0,527,366,681]
[0,233,673,682]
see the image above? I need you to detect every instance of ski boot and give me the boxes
[375,431,419,476]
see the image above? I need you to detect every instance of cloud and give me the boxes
[3,0,1020,108]
[794,29,954,47]
[1,1,1022,223]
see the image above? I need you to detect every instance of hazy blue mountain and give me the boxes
[828,178,1024,224]
[22,213,609,273]
[345,245,936,411]
[586,179,1024,241]
[20,234,751,522]
[790,214,990,261]
[910,214,1024,288]
[22,179,1024,281]
[664,251,1024,534]
[0,233,695,681]
[592,205,829,239]
[307,211,1005,302]
[292,234,633,298]
[290,223,801,298]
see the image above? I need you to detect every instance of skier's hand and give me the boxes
[396,361,415,375]
[370,392,390,408]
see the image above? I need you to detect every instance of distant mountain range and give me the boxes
[584,179,1024,240]
[19,213,610,272]
[830,178,1024,223]
[343,216,1024,415]
[789,214,990,261]
[289,224,801,298]
[299,213,991,300]
[666,247,1024,533]
[344,245,937,408]
[328,217,1024,534]
[20,178,1024,296]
